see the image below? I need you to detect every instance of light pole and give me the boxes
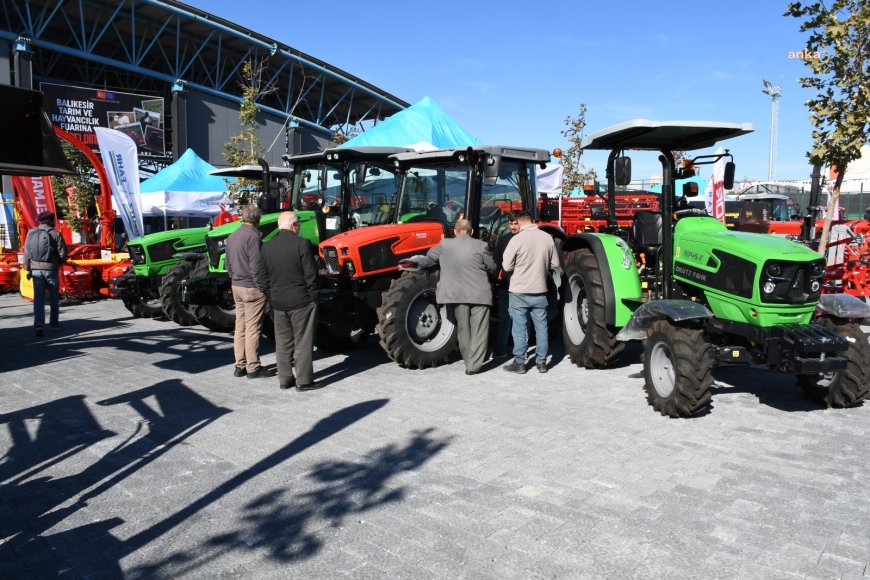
[762,80,782,181]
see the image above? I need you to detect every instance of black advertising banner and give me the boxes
[40,82,166,155]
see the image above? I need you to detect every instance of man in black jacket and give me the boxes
[23,211,68,336]
[259,211,324,391]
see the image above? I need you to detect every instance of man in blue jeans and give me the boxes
[23,211,69,337]
[501,210,559,374]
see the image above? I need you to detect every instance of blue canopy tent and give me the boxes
[140,149,233,227]
[339,96,480,150]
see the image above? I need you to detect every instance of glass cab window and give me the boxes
[398,163,467,226]
[349,164,403,226]
[479,159,529,245]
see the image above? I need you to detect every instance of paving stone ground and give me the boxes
[1,293,869,579]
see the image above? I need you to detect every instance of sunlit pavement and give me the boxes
[2,293,869,578]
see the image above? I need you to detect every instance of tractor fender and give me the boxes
[537,223,567,246]
[562,233,640,326]
[816,293,870,321]
[616,299,714,341]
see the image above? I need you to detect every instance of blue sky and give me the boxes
[191,0,823,182]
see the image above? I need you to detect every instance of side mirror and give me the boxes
[614,157,631,186]
[723,161,735,189]
[355,162,367,188]
[482,154,500,186]
[319,166,328,190]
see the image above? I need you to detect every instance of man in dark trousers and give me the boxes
[225,204,272,379]
[260,211,324,391]
[408,218,496,374]
[502,210,560,374]
[23,211,68,336]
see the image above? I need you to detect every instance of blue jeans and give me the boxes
[32,269,60,329]
[509,292,549,365]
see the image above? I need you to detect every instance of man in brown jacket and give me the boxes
[225,205,273,379]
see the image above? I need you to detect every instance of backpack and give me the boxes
[27,228,55,263]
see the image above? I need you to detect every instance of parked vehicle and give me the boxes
[559,119,870,417]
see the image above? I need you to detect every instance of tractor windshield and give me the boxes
[398,162,467,226]
[348,163,403,226]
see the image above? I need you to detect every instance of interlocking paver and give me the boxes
[2,293,869,578]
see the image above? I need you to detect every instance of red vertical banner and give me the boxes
[11,176,58,228]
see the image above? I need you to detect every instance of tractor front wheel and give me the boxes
[122,294,163,319]
[160,261,198,326]
[561,248,623,368]
[642,320,714,418]
[798,317,870,407]
[189,259,236,332]
[375,270,457,368]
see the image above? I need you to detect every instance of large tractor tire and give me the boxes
[159,261,199,326]
[375,270,457,368]
[642,319,714,418]
[798,317,870,408]
[561,248,623,368]
[122,295,163,319]
[189,260,236,333]
[314,323,368,352]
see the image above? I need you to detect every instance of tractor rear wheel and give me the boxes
[122,294,163,319]
[160,261,198,326]
[375,270,457,368]
[798,317,870,407]
[190,259,236,332]
[642,320,714,418]
[561,248,623,368]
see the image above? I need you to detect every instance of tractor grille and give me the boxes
[128,244,146,265]
[759,259,824,304]
[322,246,340,274]
[205,235,225,269]
[146,238,180,263]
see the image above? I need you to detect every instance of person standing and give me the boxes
[225,204,272,379]
[23,211,68,337]
[501,210,560,374]
[260,211,323,391]
[414,218,496,375]
[492,212,520,358]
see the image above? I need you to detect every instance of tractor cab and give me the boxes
[209,161,294,215]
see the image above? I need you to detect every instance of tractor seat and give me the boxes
[631,211,663,257]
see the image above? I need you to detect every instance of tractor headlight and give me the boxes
[811,262,824,277]
[767,262,783,277]
[345,260,356,275]
[810,280,820,292]
[763,281,776,294]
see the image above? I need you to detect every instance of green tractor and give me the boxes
[109,225,213,324]
[560,120,870,417]
[180,147,409,342]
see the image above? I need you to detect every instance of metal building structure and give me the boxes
[0,0,409,169]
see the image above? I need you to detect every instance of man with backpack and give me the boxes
[23,211,68,336]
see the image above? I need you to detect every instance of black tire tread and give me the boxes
[798,318,870,408]
[159,261,198,326]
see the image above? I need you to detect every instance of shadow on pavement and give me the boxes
[710,366,827,413]
[127,426,452,577]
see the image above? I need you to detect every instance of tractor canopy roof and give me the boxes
[581,119,753,152]
[324,146,415,163]
[208,165,294,179]
[389,145,551,166]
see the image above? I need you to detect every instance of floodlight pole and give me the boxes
[762,80,782,181]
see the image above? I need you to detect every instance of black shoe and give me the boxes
[465,370,479,375]
[233,367,247,378]
[279,377,297,390]
[35,328,44,337]
[247,367,276,379]
[503,361,526,374]
[536,363,548,374]
[296,381,325,391]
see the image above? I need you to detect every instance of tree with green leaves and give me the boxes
[223,59,275,206]
[51,142,98,237]
[560,102,597,195]
[785,0,869,254]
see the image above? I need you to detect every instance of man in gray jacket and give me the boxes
[419,219,496,374]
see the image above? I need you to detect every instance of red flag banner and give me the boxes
[12,176,58,228]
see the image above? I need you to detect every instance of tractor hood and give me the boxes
[320,222,447,278]
[674,217,820,262]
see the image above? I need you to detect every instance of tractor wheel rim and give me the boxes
[406,290,453,352]
[650,342,676,397]
[564,274,588,344]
